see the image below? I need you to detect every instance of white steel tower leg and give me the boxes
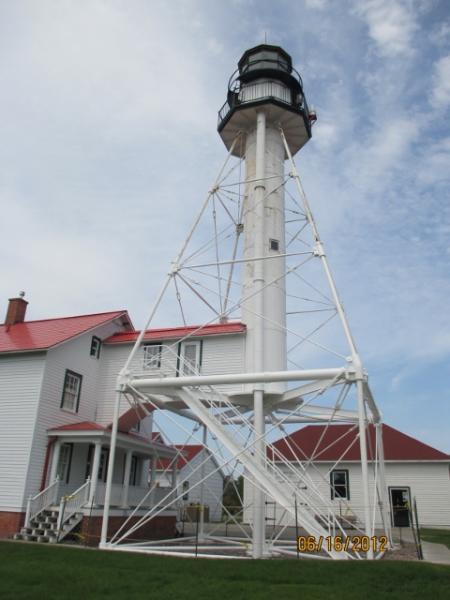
[375,422,393,547]
[356,378,373,559]
[100,390,122,546]
[198,425,207,539]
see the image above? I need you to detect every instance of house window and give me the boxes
[330,469,350,500]
[143,344,162,369]
[60,370,82,412]
[129,456,139,486]
[98,448,109,482]
[57,443,73,483]
[182,481,189,501]
[179,340,202,376]
[90,336,101,358]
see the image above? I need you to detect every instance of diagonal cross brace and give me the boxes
[176,387,348,559]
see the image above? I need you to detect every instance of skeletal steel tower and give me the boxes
[100,44,391,560]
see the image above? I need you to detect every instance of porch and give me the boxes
[16,422,180,544]
[45,422,179,511]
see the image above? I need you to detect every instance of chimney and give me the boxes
[4,292,28,326]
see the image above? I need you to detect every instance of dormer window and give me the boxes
[90,336,101,359]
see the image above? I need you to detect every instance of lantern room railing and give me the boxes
[218,79,310,128]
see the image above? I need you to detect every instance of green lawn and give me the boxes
[421,528,450,550]
[1,541,450,600]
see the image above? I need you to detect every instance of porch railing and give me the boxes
[57,478,90,535]
[94,482,175,509]
[138,344,200,378]
[25,477,60,527]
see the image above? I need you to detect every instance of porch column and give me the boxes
[49,439,62,483]
[121,449,133,508]
[171,464,177,507]
[149,456,157,507]
[141,459,150,487]
[88,442,102,506]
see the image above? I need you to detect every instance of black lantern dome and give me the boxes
[218,44,315,157]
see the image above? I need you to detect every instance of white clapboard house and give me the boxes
[0,296,244,543]
[244,424,450,530]
[155,445,225,523]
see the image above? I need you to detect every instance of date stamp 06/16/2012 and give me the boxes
[297,535,388,554]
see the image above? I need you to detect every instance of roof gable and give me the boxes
[156,444,205,470]
[269,424,450,462]
[0,311,132,353]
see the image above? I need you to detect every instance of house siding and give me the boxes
[243,461,450,529]
[96,333,246,425]
[199,335,245,394]
[177,450,224,522]
[23,320,124,502]
[0,352,45,511]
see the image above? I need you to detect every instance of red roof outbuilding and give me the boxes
[268,424,450,462]
[156,445,205,470]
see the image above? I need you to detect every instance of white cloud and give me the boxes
[354,0,419,57]
[340,117,421,196]
[0,1,215,149]
[304,0,328,9]
[429,21,450,48]
[430,55,450,109]
[417,136,450,184]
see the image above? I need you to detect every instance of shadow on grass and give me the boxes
[1,541,450,600]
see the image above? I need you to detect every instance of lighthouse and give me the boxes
[101,43,389,561]
[218,45,315,557]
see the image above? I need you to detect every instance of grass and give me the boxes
[1,541,450,600]
[421,528,450,550]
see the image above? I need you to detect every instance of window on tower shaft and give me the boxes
[270,239,279,251]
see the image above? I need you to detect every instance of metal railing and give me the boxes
[25,477,60,527]
[56,478,90,534]
[230,58,304,90]
[218,79,309,126]
[139,344,200,378]
[94,482,174,509]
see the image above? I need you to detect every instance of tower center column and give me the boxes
[252,110,266,558]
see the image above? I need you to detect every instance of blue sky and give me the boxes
[1,0,449,451]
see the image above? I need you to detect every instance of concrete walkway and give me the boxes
[391,527,450,565]
[421,540,450,565]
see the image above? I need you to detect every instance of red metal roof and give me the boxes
[117,403,155,432]
[49,421,105,432]
[0,311,132,353]
[48,421,167,446]
[104,322,246,344]
[269,424,450,462]
[156,445,204,470]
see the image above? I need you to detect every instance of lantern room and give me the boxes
[218,44,315,157]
